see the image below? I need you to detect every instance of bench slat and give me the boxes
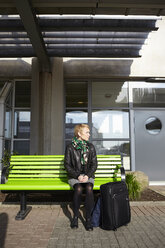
[8,174,119,178]
[10,165,118,169]
[10,161,121,165]
[8,174,67,178]
[11,155,120,157]
[10,170,66,174]
[10,162,64,165]
[9,169,118,174]
[11,166,65,169]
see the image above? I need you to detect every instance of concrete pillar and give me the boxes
[51,58,64,154]
[30,57,64,155]
[30,58,40,154]
[30,58,52,155]
[39,71,52,154]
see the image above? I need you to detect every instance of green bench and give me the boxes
[0,155,125,220]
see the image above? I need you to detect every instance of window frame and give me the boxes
[4,80,31,155]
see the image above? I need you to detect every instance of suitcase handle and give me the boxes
[120,167,125,181]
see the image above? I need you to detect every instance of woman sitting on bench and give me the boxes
[64,124,98,231]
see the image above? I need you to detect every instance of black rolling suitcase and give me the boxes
[100,181,131,230]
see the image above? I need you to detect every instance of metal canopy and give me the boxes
[0,0,165,16]
[0,0,162,71]
[0,16,158,58]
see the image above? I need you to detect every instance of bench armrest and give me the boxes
[120,166,125,181]
[1,165,10,184]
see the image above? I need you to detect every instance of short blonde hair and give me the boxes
[74,124,90,138]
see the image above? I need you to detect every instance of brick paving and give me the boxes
[0,202,165,248]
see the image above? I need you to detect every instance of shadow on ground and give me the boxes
[0,213,8,248]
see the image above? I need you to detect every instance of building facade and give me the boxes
[1,17,165,185]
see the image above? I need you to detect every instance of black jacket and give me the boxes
[64,143,98,179]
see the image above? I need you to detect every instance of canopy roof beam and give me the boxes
[14,0,51,72]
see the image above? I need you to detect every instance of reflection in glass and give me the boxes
[92,82,128,108]
[5,108,12,138]
[132,82,165,107]
[145,117,162,135]
[0,81,5,93]
[92,110,129,139]
[15,81,31,107]
[14,111,31,139]
[65,140,72,148]
[65,110,88,139]
[93,140,130,170]
[5,90,12,107]
[66,82,88,107]
[13,140,30,155]
[5,140,11,152]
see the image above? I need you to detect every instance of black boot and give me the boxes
[86,218,93,231]
[71,216,78,229]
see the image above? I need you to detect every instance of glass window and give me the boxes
[14,111,31,139]
[145,117,162,135]
[92,140,130,170]
[132,82,165,107]
[92,110,129,139]
[5,108,12,139]
[5,139,11,153]
[92,82,128,108]
[66,82,88,108]
[13,140,30,155]
[65,110,88,139]
[15,81,31,107]
[5,90,13,107]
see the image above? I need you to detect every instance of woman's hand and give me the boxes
[78,175,89,182]
[78,175,84,182]
[82,175,89,182]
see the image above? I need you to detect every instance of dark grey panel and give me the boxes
[47,48,140,57]
[0,32,28,38]
[43,31,149,39]
[0,37,146,45]
[0,47,140,58]
[47,44,142,49]
[0,38,30,44]
[0,31,149,39]
[0,0,165,15]
[0,18,158,32]
[44,38,145,45]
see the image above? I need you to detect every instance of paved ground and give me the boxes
[0,201,165,248]
[149,186,165,197]
[0,186,165,248]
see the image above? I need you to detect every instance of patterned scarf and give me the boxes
[72,136,89,166]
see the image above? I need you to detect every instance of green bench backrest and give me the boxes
[8,155,122,180]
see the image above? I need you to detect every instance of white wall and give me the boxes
[131,17,165,77]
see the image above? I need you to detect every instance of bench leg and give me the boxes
[15,192,32,220]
